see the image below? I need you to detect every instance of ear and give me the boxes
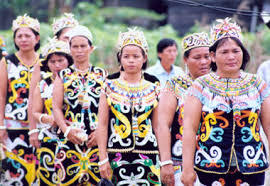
[143,54,148,63]
[35,35,40,43]
[89,46,95,54]
[210,51,216,63]
[183,56,188,65]
[157,52,162,59]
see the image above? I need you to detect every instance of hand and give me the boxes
[181,169,197,186]
[29,132,40,148]
[161,164,175,186]
[0,129,8,144]
[67,128,83,144]
[47,115,55,126]
[99,161,113,179]
[86,131,97,148]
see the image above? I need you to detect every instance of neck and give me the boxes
[74,61,90,71]
[17,50,37,65]
[216,70,240,79]
[160,60,172,73]
[122,72,142,84]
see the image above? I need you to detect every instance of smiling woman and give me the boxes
[181,17,270,186]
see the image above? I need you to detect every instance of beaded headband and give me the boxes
[41,37,70,61]
[66,25,93,43]
[12,14,40,33]
[117,27,148,54]
[52,13,79,35]
[210,17,242,45]
[182,32,210,53]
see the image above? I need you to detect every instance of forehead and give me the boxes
[15,27,35,35]
[70,36,89,45]
[217,38,240,50]
[49,53,66,60]
[163,44,177,51]
[189,46,209,55]
[122,44,143,53]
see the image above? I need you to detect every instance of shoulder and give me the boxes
[91,66,107,81]
[171,74,193,89]
[143,72,160,85]
[5,53,18,65]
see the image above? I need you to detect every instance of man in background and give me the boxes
[146,38,183,87]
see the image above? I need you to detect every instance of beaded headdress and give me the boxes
[66,25,93,43]
[52,13,79,35]
[182,32,210,53]
[117,27,148,54]
[0,36,8,56]
[41,37,70,61]
[210,17,242,45]
[12,14,40,33]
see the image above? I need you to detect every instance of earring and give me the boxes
[185,64,189,74]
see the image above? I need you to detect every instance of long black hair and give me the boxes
[41,52,73,72]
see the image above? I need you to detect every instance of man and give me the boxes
[146,38,183,87]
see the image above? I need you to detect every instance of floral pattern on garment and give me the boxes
[164,74,193,163]
[103,77,161,185]
[55,65,106,185]
[189,71,270,174]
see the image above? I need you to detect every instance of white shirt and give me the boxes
[257,60,270,89]
[146,60,184,88]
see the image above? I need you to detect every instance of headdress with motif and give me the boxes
[66,25,93,43]
[210,17,242,46]
[41,37,70,62]
[0,36,8,56]
[12,14,40,33]
[182,32,210,53]
[117,27,148,54]
[52,13,79,35]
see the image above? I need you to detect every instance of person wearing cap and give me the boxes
[156,32,211,186]
[32,37,73,185]
[181,17,270,186]
[28,13,79,149]
[146,38,184,88]
[0,14,41,185]
[52,25,106,185]
[96,28,161,185]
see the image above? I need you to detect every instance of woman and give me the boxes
[181,18,270,186]
[52,25,106,185]
[32,38,73,185]
[0,36,8,60]
[0,14,41,185]
[156,32,211,185]
[29,13,78,149]
[97,28,161,185]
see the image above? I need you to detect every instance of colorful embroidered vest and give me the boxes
[4,54,39,127]
[189,72,270,174]
[104,78,160,154]
[39,72,54,115]
[60,65,106,134]
[164,75,193,162]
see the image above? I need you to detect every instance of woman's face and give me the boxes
[14,27,39,52]
[58,27,72,42]
[70,36,93,64]
[211,38,243,77]
[184,47,210,79]
[120,45,146,74]
[48,54,69,76]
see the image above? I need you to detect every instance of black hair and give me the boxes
[55,29,64,39]
[183,49,191,58]
[157,38,178,60]
[69,36,92,47]
[116,45,147,70]
[13,28,40,51]
[209,37,250,72]
[0,49,3,61]
[41,52,73,72]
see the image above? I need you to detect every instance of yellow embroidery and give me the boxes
[201,113,217,142]
[111,106,131,139]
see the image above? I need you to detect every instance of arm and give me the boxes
[0,58,8,143]
[32,84,54,126]
[96,92,112,179]
[52,75,82,144]
[153,91,177,185]
[28,63,41,147]
[260,96,270,151]
[181,95,202,186]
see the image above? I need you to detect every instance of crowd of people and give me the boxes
[0,12,270,186]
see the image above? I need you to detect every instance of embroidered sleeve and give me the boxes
[255,75,270,102]
[188,79,205,104]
